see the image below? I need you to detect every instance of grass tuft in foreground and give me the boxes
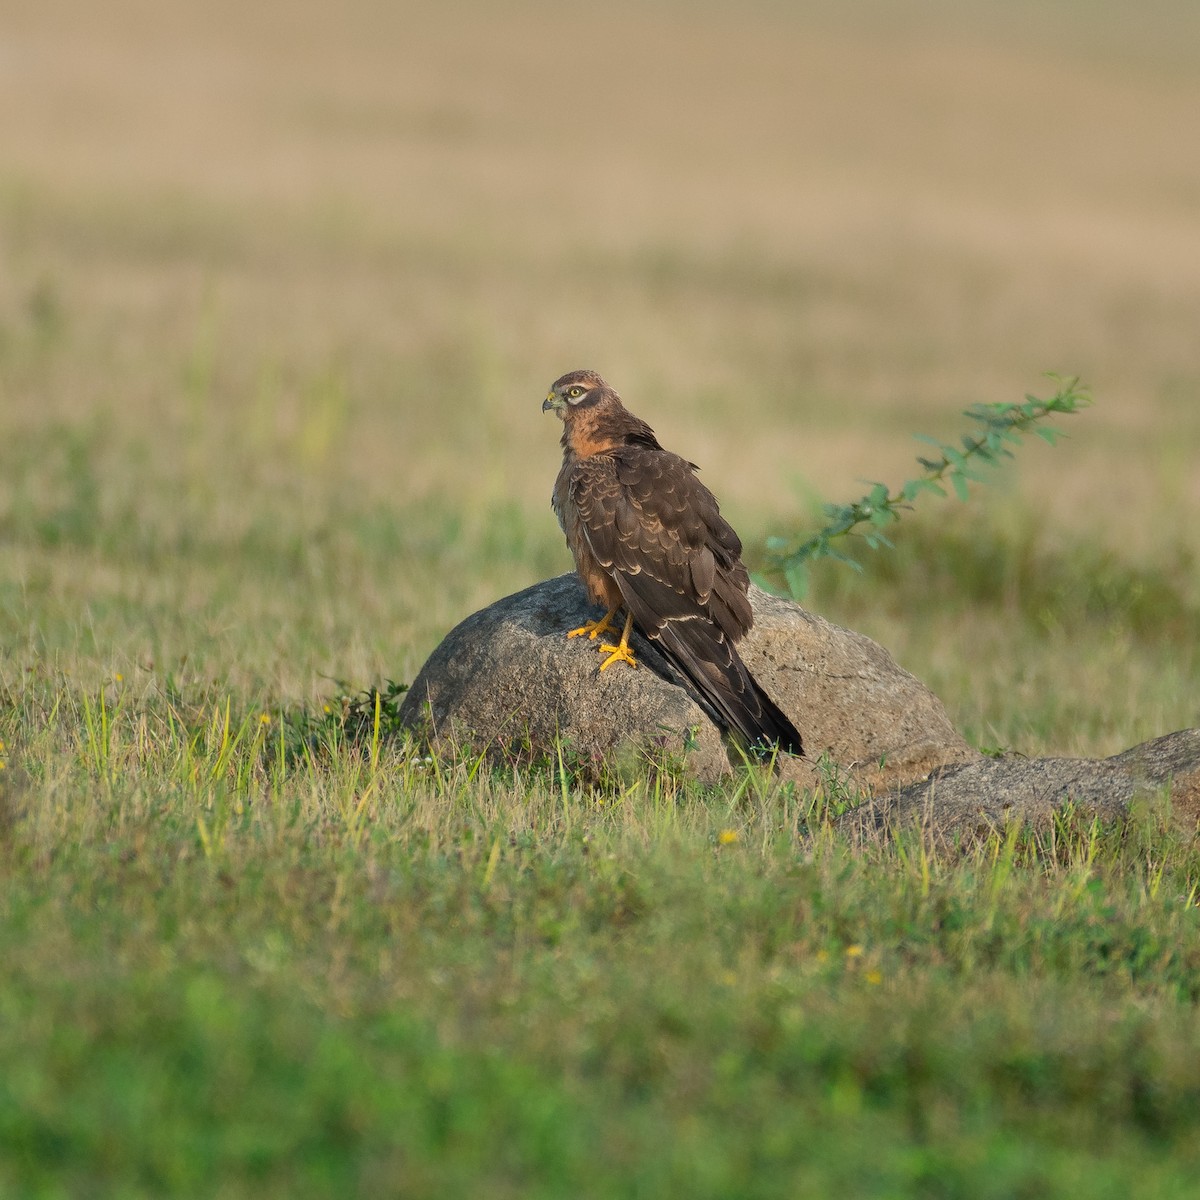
[2,672,1199,1198]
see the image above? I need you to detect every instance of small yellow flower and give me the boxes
[718,829,739,845]
[259,713,272,725]
[865,970,883,985]
[323,704,332,714]
[114,673,124,683]
[845,944,864,959]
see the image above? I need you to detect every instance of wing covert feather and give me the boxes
[570,446,751,642]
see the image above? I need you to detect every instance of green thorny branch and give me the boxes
[766,375,1093,599]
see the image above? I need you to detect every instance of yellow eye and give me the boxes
[567,386,584,399]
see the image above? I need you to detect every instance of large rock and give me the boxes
[838,728,1200,843]
[398,574,978,790]
[399,576,1200,836]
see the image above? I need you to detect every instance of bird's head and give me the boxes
[541,369,612,419]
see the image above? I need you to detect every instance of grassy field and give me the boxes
[2,0,1199,1195]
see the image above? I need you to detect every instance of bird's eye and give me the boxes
[567,386,585,399]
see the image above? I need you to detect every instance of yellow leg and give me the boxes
[567,605,620,642]
[598,611,638,671]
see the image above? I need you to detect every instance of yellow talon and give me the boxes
[567,606,620,642]
[598,613,637,671]
[598,642,637,671]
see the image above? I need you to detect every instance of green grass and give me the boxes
[3,516,1200,1198]
[2,717,1199,1198]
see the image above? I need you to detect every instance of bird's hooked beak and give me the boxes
[542,391,565,415]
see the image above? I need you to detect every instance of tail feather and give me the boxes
[653,620,804,757]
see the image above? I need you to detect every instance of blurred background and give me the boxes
[2,0,1198,751]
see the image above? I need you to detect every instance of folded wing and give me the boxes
[570,446,803,755]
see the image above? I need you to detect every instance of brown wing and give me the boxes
[569,446,803,754]
[570,447,750,636]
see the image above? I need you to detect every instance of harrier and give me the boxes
[543,369,804,756]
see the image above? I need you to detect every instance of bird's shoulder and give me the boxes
[567,443,703,503]
[567,442,744,568]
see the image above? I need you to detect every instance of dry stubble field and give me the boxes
[2,0,1199,734]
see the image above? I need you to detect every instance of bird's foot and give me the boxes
[598,639,637,672]
[567,608,620,642]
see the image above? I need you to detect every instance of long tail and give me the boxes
[652,619,804,757]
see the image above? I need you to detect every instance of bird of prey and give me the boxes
[542,369,804,756]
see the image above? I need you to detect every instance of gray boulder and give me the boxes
[838,728,1200,844]
[397,574,978,790]
[398,576,1200,835]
